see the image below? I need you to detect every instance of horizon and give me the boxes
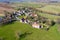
[0,0,60,2]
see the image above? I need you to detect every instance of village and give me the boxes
[0,7,55,31]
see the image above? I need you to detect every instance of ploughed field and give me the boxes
[0,3,16,16]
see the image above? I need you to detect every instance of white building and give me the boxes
[32,22,40,29]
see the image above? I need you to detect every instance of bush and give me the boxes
[51,20,55,26]
[19,32,32,40]
[45,19,55,26]
[56,18,60,24]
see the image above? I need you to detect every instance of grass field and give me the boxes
[0,21,60,40]
[13,2,41,8]
[37,12,60,20]
[38,5,60,14]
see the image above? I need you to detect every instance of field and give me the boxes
[36,5,60,15]
[0,2,60,40]
[0,21,60,40]
[0,3,16,16]
[37,12,60,20]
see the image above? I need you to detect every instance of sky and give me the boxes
[0,0,60,2]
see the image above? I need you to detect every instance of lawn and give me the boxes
[0,21,60,40]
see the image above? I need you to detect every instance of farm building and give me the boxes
[32,22,43,29]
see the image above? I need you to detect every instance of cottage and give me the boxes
[30,13,38,17]
[32,22,40,29]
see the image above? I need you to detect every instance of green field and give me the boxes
[38,5,60,14]
[37,12,60,20]
[0,21,60,40]
[12,2,42,10]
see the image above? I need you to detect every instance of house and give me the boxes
[32,22,43,29]
[32,22,40,29]
[30,13,38,17]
